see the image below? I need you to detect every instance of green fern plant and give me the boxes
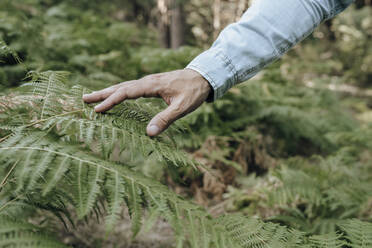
[0,216,68,248]
[17,70,192,166]
[254,152,372,235]
[1,70,372,248]
[0,70,240,247]
[0,39,20,64]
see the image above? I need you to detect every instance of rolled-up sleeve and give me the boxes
[187,0,354,101]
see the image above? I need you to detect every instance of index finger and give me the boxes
[83,79,138,103]
[83,86,118,103]
[94,78,160,112]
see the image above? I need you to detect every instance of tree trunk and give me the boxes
[157,0,170,48]
[325,20,335,41]
[213,0,221,39]
[170,2,185,49]
[355,0,372,8]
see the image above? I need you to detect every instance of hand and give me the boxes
[83,69,212,136]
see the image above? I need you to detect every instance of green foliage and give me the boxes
[332,5,372,86]
[280,5,372,87]
[0,217,67,248]
[1,70,371,248]
[0,71,214,246]
[340,219,372,247]
[0,0,201,91]
[0,39,23,90]
[19,70,194,166]
[263,153,372,234]
[185,62,356,155]
[131,46,202,75]
[1,1,372,247]
[216,215,372,248]
[190,62,372,240]
[180,37,372,246]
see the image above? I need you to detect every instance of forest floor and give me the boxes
[57,209,174,248]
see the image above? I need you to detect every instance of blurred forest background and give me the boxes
[0,0,372,247]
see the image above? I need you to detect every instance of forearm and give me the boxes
[187,0,354,101]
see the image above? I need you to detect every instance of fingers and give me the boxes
[83,86,118,103]
[94,83,154,113]
[147,104,184,136]
[82,70,208,137]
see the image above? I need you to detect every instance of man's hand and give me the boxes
[83,69,212,136]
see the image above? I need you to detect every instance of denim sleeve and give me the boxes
[186,0,354,101]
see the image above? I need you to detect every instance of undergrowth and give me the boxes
[0,70,371,247]
[1,1,372,247]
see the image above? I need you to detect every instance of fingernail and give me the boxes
[94,105,102,112]
[83,91,95,97]
[147,125,160,136]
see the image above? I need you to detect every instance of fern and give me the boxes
[1,70,372,248]
[18,71,195,167]
[0,216,67,248]
[0,39,21,64]
[0,132,236,247]
[216,214,306,248]
[309,232,346,248]
[263,153,372,234]
[339,219,372,247]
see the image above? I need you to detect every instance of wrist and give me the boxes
[184,68,213,102]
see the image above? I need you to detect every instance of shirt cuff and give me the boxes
[186,48,238,101]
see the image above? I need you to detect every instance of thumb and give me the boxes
[147,104,183,137]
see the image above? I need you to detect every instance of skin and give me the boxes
[83,69,212,137]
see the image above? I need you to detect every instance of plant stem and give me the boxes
[0,194,23,212]
[24,109,84,128]
[0,134,11,143]
[0,109,84,144]
[0,160,19,192]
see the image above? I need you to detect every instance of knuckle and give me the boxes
[98,94,106,101]
[120,83,133,91]
[157,106,183,127]
[107,100,115,106]
[143,74,161,83]
[171,105,183,116]
[142,75,154,82]
[92,90,102,96]
[157,114,170,127]
[124,85,136,94]
[113,96,123,105]
[118,87,128,96]
[118,86,126,93]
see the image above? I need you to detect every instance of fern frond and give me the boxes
[127,178,143,237]
[23,71,71,119]
[27,151,54,191]
[104,171,125,232]
[266,167,323,208]
[0,133,223,246]
[0,39,21,64]
[263,158,372,235]
[0,216,68,248]
[309,232,346,248]
[216,214,305,248]
[3,70,371,248]
[41,115,192,167]
[17,71,195,168]
[339,219,372,247]
[4,132,314,248]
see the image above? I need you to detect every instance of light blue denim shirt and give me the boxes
[187,0,354,101]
